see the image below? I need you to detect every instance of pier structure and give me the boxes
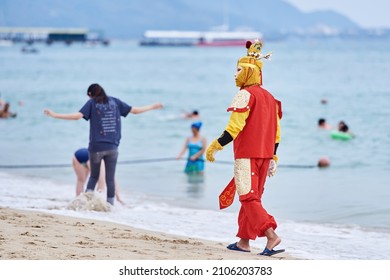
[0,27,109,45]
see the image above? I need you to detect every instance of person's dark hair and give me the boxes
[87,83,108,104]
[192,110,199,116]
[318,118,325,125]
[340,124,349,132]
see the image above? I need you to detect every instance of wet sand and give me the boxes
[0,207,296,260]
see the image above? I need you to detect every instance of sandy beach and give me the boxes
[0,207,296,260]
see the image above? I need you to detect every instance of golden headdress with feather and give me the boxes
[235,40,272,88]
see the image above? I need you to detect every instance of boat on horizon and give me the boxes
[139,30,262,47]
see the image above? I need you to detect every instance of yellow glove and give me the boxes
[267,155,279,177]
[206,139,223,162]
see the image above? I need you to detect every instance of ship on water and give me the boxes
[139,29,262,47]
[140,4,262,47]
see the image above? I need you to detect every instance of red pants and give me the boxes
[236,158,277,240]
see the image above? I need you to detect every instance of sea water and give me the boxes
[1,39,390,260]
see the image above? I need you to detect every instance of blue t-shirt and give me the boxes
[79,97,132,152]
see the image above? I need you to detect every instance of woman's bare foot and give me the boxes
[264,228,281,250]
[266,236,281,250]
[236,239,250,251]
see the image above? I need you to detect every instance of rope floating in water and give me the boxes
[0,157,316,169]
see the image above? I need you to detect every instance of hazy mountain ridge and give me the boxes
[0,0,365,39]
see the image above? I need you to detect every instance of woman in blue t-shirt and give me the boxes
[44,83,163,205]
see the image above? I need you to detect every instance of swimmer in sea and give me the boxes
[318,118,332,130]
[0,103,17,119]
[176,122,207,174]
[183,110,200,120]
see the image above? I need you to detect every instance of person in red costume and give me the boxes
[206,40,284,256]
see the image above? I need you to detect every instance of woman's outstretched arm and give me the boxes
[130,103,163,115]
[44,109,83,120]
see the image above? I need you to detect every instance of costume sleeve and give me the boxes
[275,114,281,143]
[217,90,251,147]
[226,111,250,139]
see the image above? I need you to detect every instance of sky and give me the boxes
[285,0,390,28]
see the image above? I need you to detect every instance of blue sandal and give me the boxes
[258,247,285,256]
[227,242,250,253]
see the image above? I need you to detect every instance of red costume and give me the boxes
[229,85,280,159]
[207,40,282,241]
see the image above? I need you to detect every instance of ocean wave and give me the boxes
[1,172,390,260]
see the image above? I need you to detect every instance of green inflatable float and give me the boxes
[330,131,354,141]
